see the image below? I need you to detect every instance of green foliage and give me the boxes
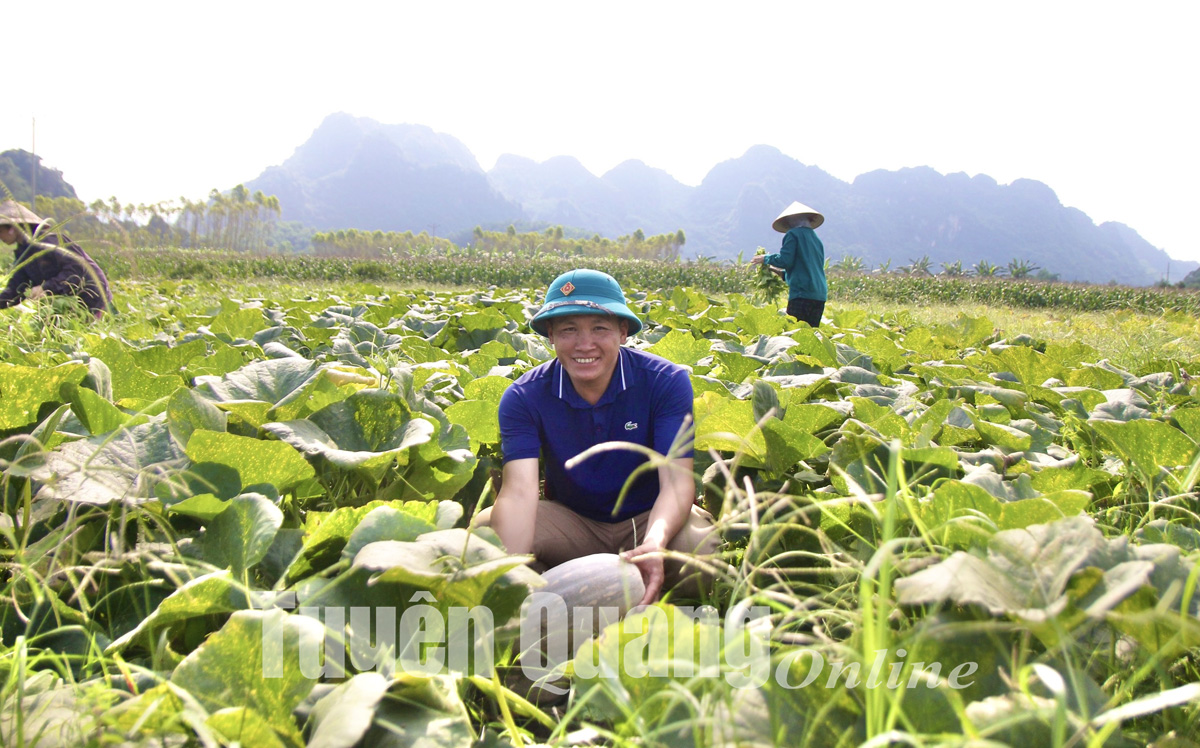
[826,273,1200,316]
[85,246,751,295]
[1008,257,1041,279]
[3,276,1200,746]
[312,224,687,261]
[940,259,966,277]
[0,149,77,202]
[49,240,1200,318]
[831,254,865,273]
[973,259,1004,277]
[903,254,933,276]
[750,247,788,305]
[28,186,283,253]
[169,609,323,743]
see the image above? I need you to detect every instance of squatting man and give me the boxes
[0,200,112,319]
[473,269,718,604]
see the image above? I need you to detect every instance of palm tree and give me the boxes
[1007,258,1040,279]
[940,260,965,277]
[833,254,865,273]
[905,255,933,276]
[973,260,1004,277]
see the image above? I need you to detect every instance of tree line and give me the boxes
[312,224,686,261]
[831,253,1058,281]
[26,185,280,253]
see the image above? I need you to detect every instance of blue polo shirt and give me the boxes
[498,347,694,523]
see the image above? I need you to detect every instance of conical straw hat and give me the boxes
[0,200,42,227]
[772,201,824,233]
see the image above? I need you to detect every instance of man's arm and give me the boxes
[490,381,543,554]
[642,457,696,553]
[38,242,91,298]
[622,456,696,605]
[488,457,541,555]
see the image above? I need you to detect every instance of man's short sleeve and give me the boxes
[498,385,542,462]
[651,367,695,458]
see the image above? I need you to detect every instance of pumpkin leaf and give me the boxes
[185,430,315,491]
[198,492,284,576]
[0,362,87,430]
[171,609,325,745]
[1090,418,1197,482]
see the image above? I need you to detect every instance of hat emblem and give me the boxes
[560,281,575,296]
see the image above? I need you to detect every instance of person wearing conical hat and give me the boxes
[751,201,827,327]
[473,269,717,606]
[0,200,112,319]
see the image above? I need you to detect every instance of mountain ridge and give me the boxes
[242,113,1191,286]
[247,113,517,234]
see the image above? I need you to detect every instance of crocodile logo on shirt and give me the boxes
[625,421,638,431]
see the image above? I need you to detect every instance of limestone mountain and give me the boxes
[236,114,1189,285]
[0,150,78,203]
[488,154,623,236]
[245,113,519,234]
[600,159,690,237]
[485,144,1186,285]
[680,145,850,258]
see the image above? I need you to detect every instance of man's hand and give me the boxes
[625,457,696,606]
[621,542,665,606]
[749,255,765,266]
[486,458,540,556]
[26,285,46,300]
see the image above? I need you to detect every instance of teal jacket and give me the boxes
[764,226,826,302]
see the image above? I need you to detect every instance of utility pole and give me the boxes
[31,118,36,202]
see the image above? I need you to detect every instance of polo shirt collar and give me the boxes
[554,347,630,407]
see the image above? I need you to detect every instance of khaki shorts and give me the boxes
[474,501,719,595]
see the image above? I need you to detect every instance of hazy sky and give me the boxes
[4,2,1196,262]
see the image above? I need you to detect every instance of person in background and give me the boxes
[472,269,717,606]
[0,200,112,319]
[751,201,827,327]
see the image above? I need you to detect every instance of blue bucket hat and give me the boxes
[530,269,643,337]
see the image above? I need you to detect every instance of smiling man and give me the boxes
[474,269,716,604]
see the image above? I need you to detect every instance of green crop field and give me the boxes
[2,275,1200,746]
